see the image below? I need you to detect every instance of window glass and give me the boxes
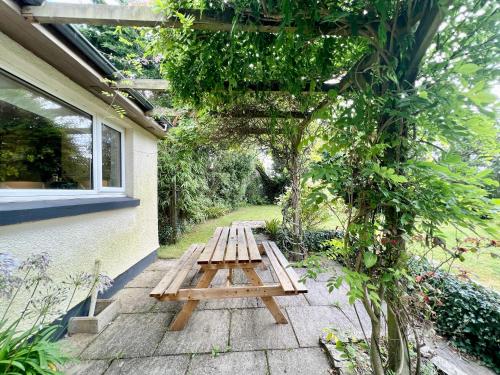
[0,71,93,190]
[101,124,121,188]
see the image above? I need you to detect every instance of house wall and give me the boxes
[0,31,159,314]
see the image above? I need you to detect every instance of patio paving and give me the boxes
[60,259,379,374]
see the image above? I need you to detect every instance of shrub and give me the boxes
[264,218,281,239]
[277,184,330,231]
[409,259,500,370]
[157,121,266,244]
[203,203,230,219]
[276,229,343,253]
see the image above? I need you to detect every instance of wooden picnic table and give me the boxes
[150,226,307,330]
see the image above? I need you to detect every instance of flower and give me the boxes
[19,252,51,274]
[64,271,94,289]
[0,252,18,274]
[0,252,21,299]
[96,274,113,294]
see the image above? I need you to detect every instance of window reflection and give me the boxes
[101,124,121,188]
[0,71,93,189]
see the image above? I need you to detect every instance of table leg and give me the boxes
[226,268,234,286]
[169,269,218,331]
[243,268,288,324]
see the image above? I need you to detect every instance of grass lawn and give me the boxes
[412,221,500,291]
[157,205,281,259]
[157,204,499,290]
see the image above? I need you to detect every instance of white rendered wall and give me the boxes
[0,31,159,316]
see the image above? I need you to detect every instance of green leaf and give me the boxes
[455,63,480,75]
[363,252,377,268]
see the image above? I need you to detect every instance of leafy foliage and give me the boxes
[157,119,263,244]
[276,229,344,253]
[409,259,500,371]
[148,0,499,372]
[0,322,66,375]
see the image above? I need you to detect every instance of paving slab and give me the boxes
[287,305,371,346]
[59,333,98,357]
[271,294,310,308]
[63,359,110,375]
[145,259,178,272]
[303,280,350,306]
[115,288,158,313]
[230,308,299,351]
[286,305,345,347]
[155,310,230,355]
[104,355,190,375]
[267,348,332,375]
[188,351,268,375]
[80,313,171,359]
[125,271,165,288]
[198,297,261,310]
[295,267,339,282]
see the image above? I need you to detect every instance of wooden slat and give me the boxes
[158,284,285,301]
[224,226,238,263]
[165,244,205,295]
[262,242,295,293]
[198,227,223,264]
[245,226,262,262]
[150,244,198,297]
[211,227,230,263]
[200,263,259,270]
[236,226,249,263]
[269,242,307,293]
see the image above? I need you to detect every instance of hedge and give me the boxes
[409,259,500,371]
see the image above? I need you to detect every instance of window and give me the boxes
[0,69,126,199]
[101,124,122,188]
[0,71,93,190]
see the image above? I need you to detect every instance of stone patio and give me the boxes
[60,258,495,375]
[61,258,353,375]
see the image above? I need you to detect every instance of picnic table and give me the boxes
[150,225,307,330]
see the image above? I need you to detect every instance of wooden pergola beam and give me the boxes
[213,109,309,119]
[111,78,341,93]
[112,78,170,90]
[21,3,372,36]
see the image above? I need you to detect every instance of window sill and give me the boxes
[0,197,140,226]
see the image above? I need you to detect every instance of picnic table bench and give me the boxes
[150,226,307,330]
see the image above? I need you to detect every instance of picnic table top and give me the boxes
[198,225,262,265]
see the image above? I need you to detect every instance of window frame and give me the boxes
[0,69,127,201]
[97,121,126,193]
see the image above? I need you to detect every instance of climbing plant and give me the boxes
[149,0,499,373]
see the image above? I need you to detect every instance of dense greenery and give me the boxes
[157,119,264,244]
[409,259,500,370]
[151,1,499,374]
[275,229,344,253]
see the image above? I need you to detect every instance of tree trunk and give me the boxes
[388,306,410,375]
[289,149,303,258]
[169,175,178,244]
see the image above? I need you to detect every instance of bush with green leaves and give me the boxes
[409,259,500,370]
[157,119,265,244]
[264,218,281,239]
[276,229,343,254]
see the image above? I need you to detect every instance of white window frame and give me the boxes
[0,69,127,202]
[97,121,126,193]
